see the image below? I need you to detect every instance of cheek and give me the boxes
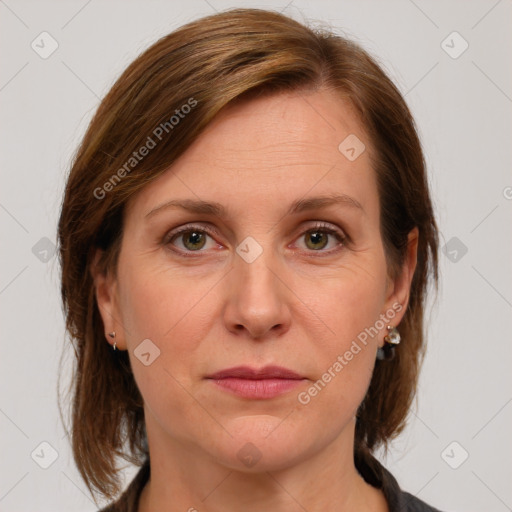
[118,260,209,344]
[116,261,217,397]
[312,256,388,351]
[298,258,388,411]
[116,266,212,430]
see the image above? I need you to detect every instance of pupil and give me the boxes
[186,231,204,249]
[308,231,326,249]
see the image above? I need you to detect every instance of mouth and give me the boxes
[205,365,306,400]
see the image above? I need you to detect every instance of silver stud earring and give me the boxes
[108,332,117,351]
[377,325,401,361]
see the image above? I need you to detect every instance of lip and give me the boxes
[206,365,306,399]
[206,365,304,380]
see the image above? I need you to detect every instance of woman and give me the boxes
[58,8,440,511]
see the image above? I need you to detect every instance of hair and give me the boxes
[57,7,439,503]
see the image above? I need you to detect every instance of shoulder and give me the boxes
[398,491,443,512]
[355,451,444,512]
[380,467,443,511]
[382,467,443,511]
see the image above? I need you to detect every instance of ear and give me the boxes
[90,248,126,350]
[382,227,419,330]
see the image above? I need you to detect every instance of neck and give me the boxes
[138,418,388,512]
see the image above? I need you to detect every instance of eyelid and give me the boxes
[163,223,219,244]
[292,221,348,254]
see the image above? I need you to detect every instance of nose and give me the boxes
[222,249,292,340]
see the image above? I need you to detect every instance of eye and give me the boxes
[164,221,346,257]
[294,222,346,253]
[165,225,219,253]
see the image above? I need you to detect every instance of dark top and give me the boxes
[99,456,442,512]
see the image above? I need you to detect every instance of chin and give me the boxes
[208,415,315,473]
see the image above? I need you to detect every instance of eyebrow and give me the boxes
[145,193,365,220]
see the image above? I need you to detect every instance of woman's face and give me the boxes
[95,88,416,472]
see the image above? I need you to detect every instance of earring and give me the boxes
[108,332,117,351]
[377,325,401,361]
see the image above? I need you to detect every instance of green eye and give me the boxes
[299,226,345,252]
[304,230,330,250]
[165,225,217,254]
[180,230,207,251]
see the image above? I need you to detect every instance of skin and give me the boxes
[93,88,418,512]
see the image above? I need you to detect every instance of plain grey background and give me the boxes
[1,1,511,510]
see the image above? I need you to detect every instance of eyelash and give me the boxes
[163,221,347,258]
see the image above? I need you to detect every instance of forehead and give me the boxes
[195,88,367,166]
[127,88,377,220]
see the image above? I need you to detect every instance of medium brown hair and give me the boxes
[58,7,439,502]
